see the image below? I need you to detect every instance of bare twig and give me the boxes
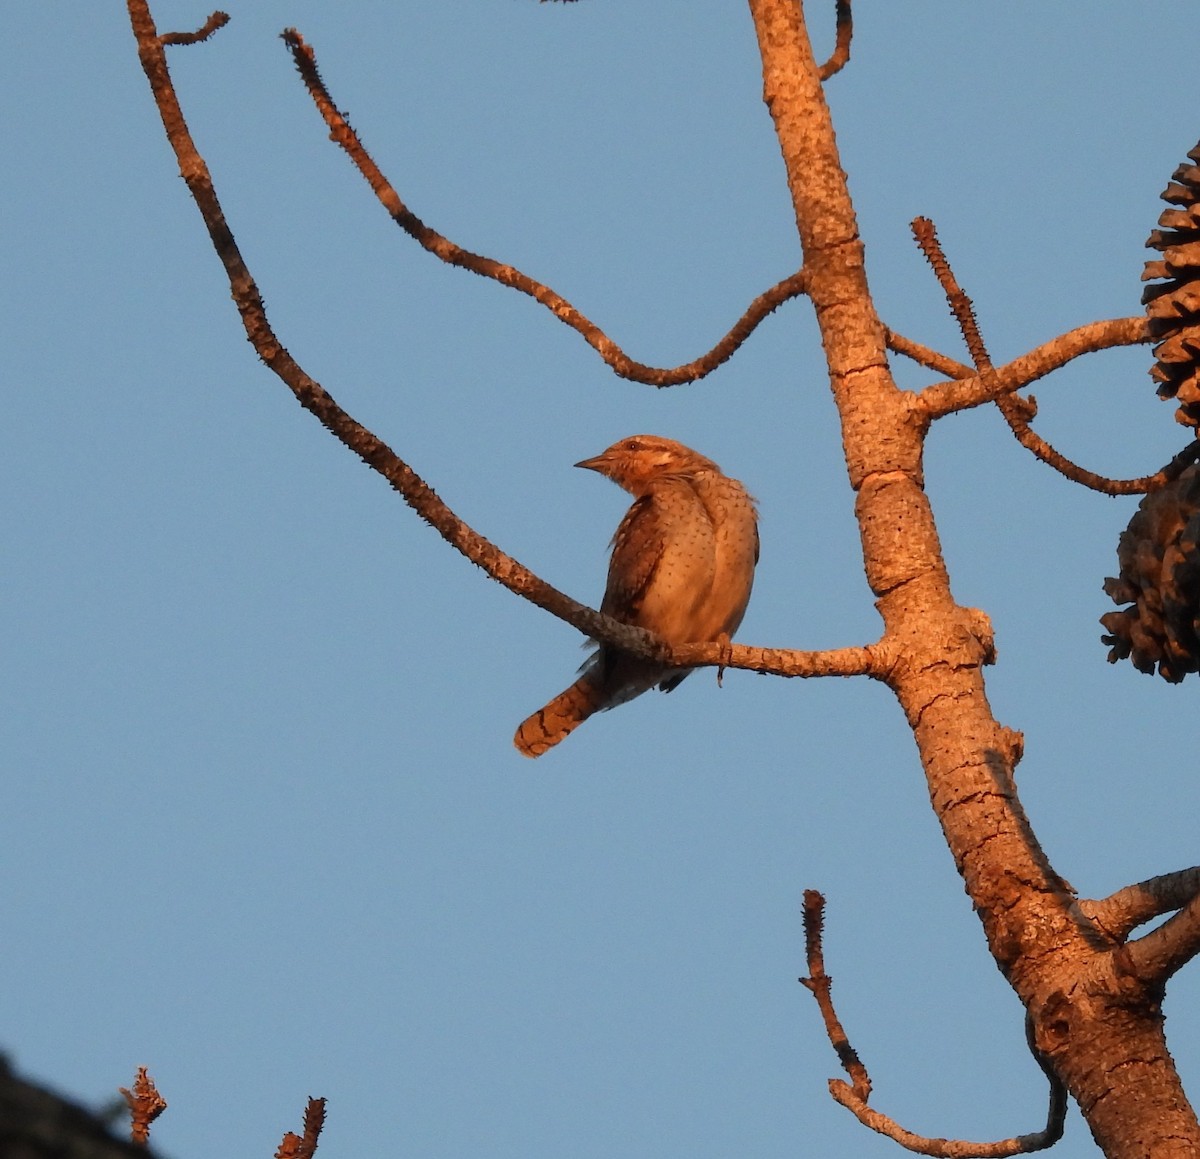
[280,28,808,387]
[912,217,991,371]
[886,328,973,379]
[275,1098,327,1159]
[1082,867,1200,942]
[118,1068,166,1146]
[918,316,1149,417]
[158,10,228,45]
[818,0,853,80]
[1126,889,1200,987]
[910,219,1174,495]
[800,891,869,1098]
[800,892,1063,1157]
[829,1085,1062,1158]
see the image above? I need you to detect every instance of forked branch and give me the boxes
[1125,888,1200,987]
[1082,867,1200,941]
[909,217,1176,495]
[281,28,809,388]
[800,893,1065,1157]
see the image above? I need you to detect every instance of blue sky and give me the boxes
[4,5,1198,1156]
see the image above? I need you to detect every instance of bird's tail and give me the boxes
[513,676,609,758]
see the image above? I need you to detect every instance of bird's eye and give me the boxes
[624,438,642,452]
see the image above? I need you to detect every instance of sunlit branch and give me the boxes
[276,1098,327,1159]
[118,1067,166,1147]
[127,1,878,687]
[817,0,853,80]
[885,328,972,379]
[281,28,809,388]
[912,217,990,370]
[800,892,1064,1157]
[158,9,228,45]
[918,317,1148,417]
[909,221,1160,495]
[1126,889,1200,987]
[1082,867,1200,941]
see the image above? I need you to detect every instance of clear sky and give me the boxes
[4,5,1198,1157]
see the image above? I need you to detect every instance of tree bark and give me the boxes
[747,1,1199,1154]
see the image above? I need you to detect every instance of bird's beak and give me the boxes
[574,453,609,473]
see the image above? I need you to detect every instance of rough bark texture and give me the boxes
[748,1,1198,1155]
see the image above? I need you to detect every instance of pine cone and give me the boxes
[1101,464,1200,681]
[1143,140,1200,429]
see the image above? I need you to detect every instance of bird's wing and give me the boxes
[600,492,667,623]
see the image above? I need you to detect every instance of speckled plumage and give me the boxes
[514,435,759,757]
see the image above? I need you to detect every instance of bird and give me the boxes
[514,434,759,757]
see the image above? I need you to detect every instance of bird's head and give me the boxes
[575,435,719,494]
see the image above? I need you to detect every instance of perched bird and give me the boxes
[514,435,759,757]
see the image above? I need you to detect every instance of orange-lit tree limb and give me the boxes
[800,893,1065,1157]
[817,0,852,80]
[1125,889,1200,987]
[901,313,1199,494]
[281,28,809,388]
[917,317,1148,418]
[907,220,1182,495]
[1082,867,1200,942]
[127,2,878,687]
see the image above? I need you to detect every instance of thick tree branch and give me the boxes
[1082,867,1200,942]
[1125,888,1200,987]
[800,893,1064,1157]
[917,317,1149,418]
[280,28,809,388]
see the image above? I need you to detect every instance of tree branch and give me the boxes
[275,1098,326,1159]
[907,219,1176,494]
[917,317,1149,418]
[1125,889,1200,988]
[817,0,853,80]
[1082,867,1200,942]
[128,1,883,687]
[886,328,972,379]
[800,892,1064,1157]
[157,9,228,45]
[280,28,809,387]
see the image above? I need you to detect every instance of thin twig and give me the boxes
[918,317,1150,416]
[1081,867,1200,942]
[800,891,870,1098]
[118,1067,166,1146]
[911,217,991,371]
[126,1,877,686]
[911,219,1177,495]
[800,892,1063,1157]
[159,10,229,45]
[280,28,808,387]
[886,328,973,379]
[818,0,853,80]
[276,1098,326,1159]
